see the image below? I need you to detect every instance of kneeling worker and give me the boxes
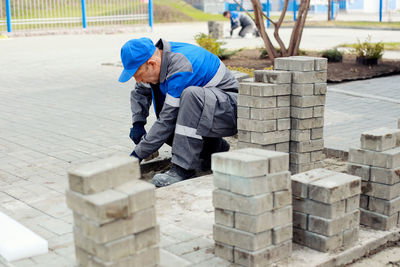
[118,38,238,187]
[223,10,256,38]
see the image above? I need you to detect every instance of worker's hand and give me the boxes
[130,150,142,163]
[129,122,146,145]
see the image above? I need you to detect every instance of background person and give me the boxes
[223,10,257,38]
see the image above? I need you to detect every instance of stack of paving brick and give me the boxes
[237,70,291,153]
[66,155,159,267]
[208,21,224,39]
[348,127,400,230]
[211,148,292,266]
[292,168,361,252]
[275,56,327,174]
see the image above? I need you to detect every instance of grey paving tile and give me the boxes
[326,77,400,152]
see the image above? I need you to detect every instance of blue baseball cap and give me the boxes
[118,37,156,83]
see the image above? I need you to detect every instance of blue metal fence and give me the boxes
[1,0,153,33]
[338,0,346,10]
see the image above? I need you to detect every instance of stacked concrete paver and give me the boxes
[211,148,292,266]
[237,71,291,153]
[237,56,328,174]
[348,127,400,230]
[292,168,361,252]
[275,56,327,174]
[66,155,159,266]
[208,21,224,39]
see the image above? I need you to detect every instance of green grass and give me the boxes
[156,0,224,21]
[337,42,400,51]
[155,0,293,22]
[4,0,293,22]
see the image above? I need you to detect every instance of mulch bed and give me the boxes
[222,49,400,83]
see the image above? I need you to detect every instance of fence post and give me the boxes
[293,0,297,21]
[379,0,383,22]
[81,0,87,28]
[331,0,334,20]
[267,0,270,28]
[149,0,154,31]
[5,0,12,32]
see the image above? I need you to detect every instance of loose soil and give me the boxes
[141,135,348,183]
[222,48,400,83]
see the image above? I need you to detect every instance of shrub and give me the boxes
[195,33,222,56]
[219,48,242,60]
[298,49,307,56]
[353,35,384,59]
[321,48,343,62]
[194,33,239,60]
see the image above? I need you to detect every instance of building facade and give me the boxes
[184,0,226,14]
[345,0,399,12]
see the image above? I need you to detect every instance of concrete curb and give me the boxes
[305,25,400,31]
[2,25,151,38]
[4,23,400,39]
[317,228,400,267]
[280,25,400,31]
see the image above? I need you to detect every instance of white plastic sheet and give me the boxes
[0,212,48,261]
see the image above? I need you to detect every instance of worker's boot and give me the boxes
[151,164,196,187]
[253,28,260,37]
[199,138,230,172]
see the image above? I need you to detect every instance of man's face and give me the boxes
[224,13,231,19]
[133,60,160,84]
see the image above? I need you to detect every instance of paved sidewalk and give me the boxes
[325,75,400,152]
[0,23,400,266]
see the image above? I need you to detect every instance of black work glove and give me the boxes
[129,122,146,145]
[130,150,142,163]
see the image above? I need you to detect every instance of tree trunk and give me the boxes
[288,0,310,56]
[274,0,289,56]
[250,0,278,61]
[250,0,310,60]
[328,0,332,21]
[292,0,310,55]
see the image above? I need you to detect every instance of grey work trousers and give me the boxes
[239,25,254,37]
[171,86,237,170]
